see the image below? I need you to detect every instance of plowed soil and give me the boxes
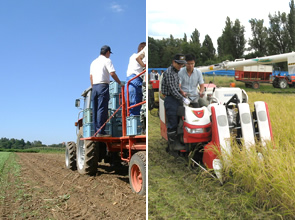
[1,153,146,219]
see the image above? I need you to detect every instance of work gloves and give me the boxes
[183,97,191,106]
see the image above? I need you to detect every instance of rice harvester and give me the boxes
[157,52,295,181]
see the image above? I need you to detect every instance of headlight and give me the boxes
[185,127,204,134]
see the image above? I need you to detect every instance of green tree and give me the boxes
[190,28,201,61]
[217,17,234,60]
[183,33,188,43]
[288,0,295,51]
[217,17,246,59]
[148,36,163,68]
[161,35,183,67]
[248,18,268,56]
[201,35,216,65]
[232,19,246,58]
[268,11,290,54]
[14,139,25,149]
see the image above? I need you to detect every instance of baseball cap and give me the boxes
[101,45,113,54]
[174,54,186,64]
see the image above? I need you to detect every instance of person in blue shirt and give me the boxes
[178,54,207,107]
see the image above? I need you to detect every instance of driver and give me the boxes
[178,54,207,107]
[161,54,190,151]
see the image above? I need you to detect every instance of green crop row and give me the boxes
[0,152,11,175]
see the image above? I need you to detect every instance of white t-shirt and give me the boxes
[137,46,145,59]
[126,49,146,77]
[90,55,115,84]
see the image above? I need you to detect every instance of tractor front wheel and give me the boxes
[65,141,77,170]
[279,78,287,89]
[129,151,146,195]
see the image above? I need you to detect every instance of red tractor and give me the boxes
[272,69,295,89]
[65,71,146,195]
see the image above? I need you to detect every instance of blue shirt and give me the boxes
[178,67,204,97]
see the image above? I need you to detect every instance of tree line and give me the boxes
[148,0,295,70]
[0,137,64,150]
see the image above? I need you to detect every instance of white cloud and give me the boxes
[148,0,291,48]
[110,3,124,13]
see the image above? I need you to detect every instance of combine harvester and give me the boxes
[65,71,146,195]
[157,52,295,182]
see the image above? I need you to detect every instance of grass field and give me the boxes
[148,79,295,219]
[204,75,295,94]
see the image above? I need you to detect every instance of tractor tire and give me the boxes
[252,82,259,89]
[76,128,98,175]
[65,141,77,170]
[279,78,287,89]
[129,151,146,196]
[272,77,279,88]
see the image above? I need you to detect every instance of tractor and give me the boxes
[65,71,146,195]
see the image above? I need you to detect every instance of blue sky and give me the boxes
[0,1,146,145]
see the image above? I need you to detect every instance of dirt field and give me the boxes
[1,153,146,219]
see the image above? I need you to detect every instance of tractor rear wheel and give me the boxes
[272,77,279,88]
[279,78,287,89]
[129,151,146,195]
[76,128,98,175]
[65,141,77,170]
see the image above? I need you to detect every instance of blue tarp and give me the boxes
[148,68,292,76]
[148,68,235,76]
[204,70,235,76]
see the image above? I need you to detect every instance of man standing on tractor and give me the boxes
[161,54,190,151]
[125,42,146,116]
[178,54,206,107]
[90,45,122,137]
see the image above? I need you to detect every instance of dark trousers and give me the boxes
[164,96,181,133]
[125,74,143,116]
[92,84,109,135]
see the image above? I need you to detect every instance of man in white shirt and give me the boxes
[125,42,146,116]
[90,45,122,136]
